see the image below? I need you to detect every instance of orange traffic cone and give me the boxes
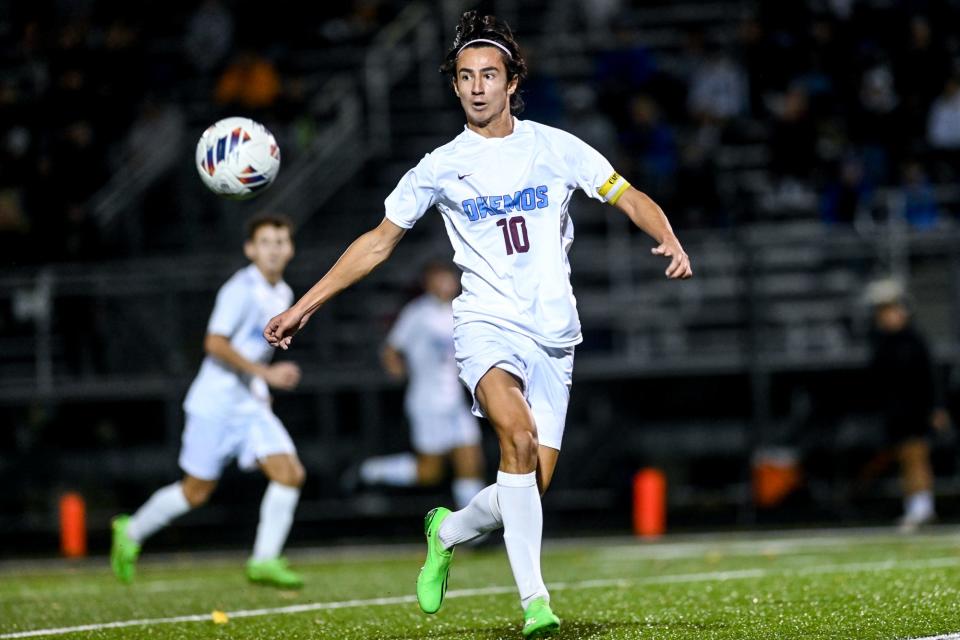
[59,492,87,558]
[633,468,666,538]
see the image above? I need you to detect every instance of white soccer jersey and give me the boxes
[183,264,294,420]
[384,118,629,347]
[387,293,464,414]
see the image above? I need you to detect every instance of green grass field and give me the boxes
[3,529,960,639]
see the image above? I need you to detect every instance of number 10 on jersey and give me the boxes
[496,216,530,255]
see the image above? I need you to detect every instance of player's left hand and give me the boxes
[652,237,693,279]
[264,307,311,350]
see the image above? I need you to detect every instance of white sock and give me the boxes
[126,482,191,544]
[359,453,418,486]
[452,477,485,510]
[439,483,502,548]
[497,471,548,610]
[905,490,934,519]
[252,482,300,561]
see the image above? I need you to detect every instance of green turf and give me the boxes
[2,529,960,639]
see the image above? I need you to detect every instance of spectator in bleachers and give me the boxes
[855,60,901,157]
[770,85,816,181]
[797,17,848,119]
[0,190,30,267]
[518,47,564,126]
[561,84,618,158]
[927,76,960,151]
[215,51,281,112]
[618,96,678,201]
[735,17,773,117]
[184,0,235,74]
[97,18,145,145]
[48,120,106,260]
[895,17,950,138]
[865,279,950,532]
[595,26,656,131]
[675,133,722,228]
[824,0,854,21]
[687,49,749,125]
[821,154,872,226]
[899,161,939,231]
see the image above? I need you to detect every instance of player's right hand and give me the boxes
[264,307,310,350]
[263,362,302,390]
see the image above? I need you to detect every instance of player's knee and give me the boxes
[504,428,538,466]
[283,461,306,488]
[182,480,215,507]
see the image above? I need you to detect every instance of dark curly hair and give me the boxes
[439,10,528,114]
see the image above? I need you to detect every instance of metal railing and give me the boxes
[365,2,441,154]
[90,109,186,230]
[4,217,960,398]
[255,75,366,227]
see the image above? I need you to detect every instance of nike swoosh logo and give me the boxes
[458,173,473,180]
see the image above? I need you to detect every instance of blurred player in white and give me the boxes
[352,261,485,509]
[264,10,691,637]
[111,214,306,589]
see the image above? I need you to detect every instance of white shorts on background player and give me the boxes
[179,409,296,480]
[179,264,297,480]
[387,293,481,454]
[455,321,574,451]
[408,404,481,455]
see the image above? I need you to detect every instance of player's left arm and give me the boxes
[613,186,692,280]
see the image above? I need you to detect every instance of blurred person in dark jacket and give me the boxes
[866,279,949,531]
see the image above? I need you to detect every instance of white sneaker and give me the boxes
[897,510,936,534]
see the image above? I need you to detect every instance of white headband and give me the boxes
[457,38,513,59]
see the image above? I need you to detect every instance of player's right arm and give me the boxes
[264,217,407,349]
[204,334,301,390]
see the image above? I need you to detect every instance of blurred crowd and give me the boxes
[0,0,394,265]
[538,0,960,231]
[2,0,960,265]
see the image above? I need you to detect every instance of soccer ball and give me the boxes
[195,117,280,199]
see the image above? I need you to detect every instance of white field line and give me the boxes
[912,634,960,640]
[595,535,960,561]
[4,556,960,639]
[12,531,960,599]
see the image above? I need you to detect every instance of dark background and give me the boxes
[3,0,960,555]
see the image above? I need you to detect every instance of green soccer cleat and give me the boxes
[522,598,560,638]
[246,557,304,589]
[110,515,141,584]
[416,506,454,614]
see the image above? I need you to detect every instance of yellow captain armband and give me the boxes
[597,171,631,205]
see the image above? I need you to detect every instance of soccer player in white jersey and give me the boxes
[352,261,485,509]
[111,214,307,589]
[264,10,692,637]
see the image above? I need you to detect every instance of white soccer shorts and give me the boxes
[407,403,482,455]
[453,321,575,451]
[178,409,297,481]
